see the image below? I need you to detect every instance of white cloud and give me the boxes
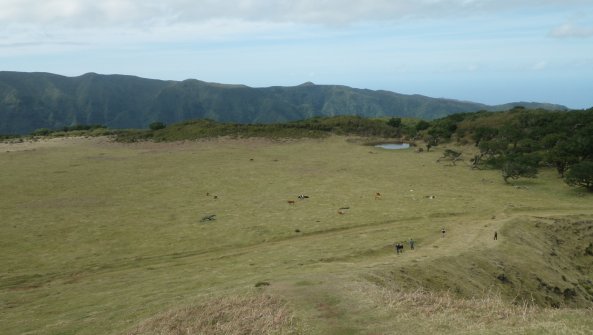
[0,0,589,50]
[1,0,591,27]
[549,23,593,38]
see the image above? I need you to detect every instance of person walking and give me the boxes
[394,242,404,254]
[494,231,498,240]
[441,227,446,238]
[409,238,415,250]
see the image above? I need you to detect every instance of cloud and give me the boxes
[549,23,593,38]
[1,0,591,28]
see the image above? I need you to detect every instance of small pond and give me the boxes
[374,143,410,150]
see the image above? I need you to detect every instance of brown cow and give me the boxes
[375,192,382,200]
[287,200,295,205]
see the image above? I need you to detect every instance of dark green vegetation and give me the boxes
[418,107,593,191]
[0,71,567,135]
[115,116,403,142]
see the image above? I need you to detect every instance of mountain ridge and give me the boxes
[0,71,568,134]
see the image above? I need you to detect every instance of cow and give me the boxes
[287,200,295,205]
[375,192,382,200]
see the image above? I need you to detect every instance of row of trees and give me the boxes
[415,107,593,191]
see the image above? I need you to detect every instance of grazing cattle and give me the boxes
[298,195,309,199]
[213,195,218,199]
[337,210,345,215]
[287,200,295,205]
[375,192,382,200]
[395,242,404,254]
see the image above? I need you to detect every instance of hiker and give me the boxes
[494,231,498,240]
[409,238,415,250]
[394,242,404,254]
[441,227,446,238]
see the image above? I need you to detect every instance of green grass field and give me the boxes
[1,136,592,334]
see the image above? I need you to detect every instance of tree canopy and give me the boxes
[415,107,593,189]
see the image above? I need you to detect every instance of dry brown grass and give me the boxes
[363,285,535,323]
[125,293,301,335]
[344,280,593,334]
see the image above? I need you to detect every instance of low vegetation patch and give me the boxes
[125,293,301,335]
[347,280,593,334]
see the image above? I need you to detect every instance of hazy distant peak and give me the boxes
[298,81,316,87]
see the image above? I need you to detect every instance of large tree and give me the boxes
[501,155,539,184]
[564,161,593,191]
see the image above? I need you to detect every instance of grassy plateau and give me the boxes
[1,136,592,334]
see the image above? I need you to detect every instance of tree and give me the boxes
[501,155,539,184]
[479,138,509,160]
[473,127,498,147]
[149,122,166,131]
[547,142,579,177]
[564,161,593,191]
[415,120,430,131]
[387,117,401,128]
[425,135,438,152]
[437,149,462,165]
[499,124,524,149]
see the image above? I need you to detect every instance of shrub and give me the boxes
[31,128,52,136]
[149,122,166,131]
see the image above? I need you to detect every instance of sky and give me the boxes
[1,0,593,109]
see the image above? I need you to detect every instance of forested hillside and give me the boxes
[0,72,567,134]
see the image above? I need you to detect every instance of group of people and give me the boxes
[394,238,415,254]
[394,228,499,255]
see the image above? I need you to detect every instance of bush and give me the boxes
[31,128,52,136]
[149,122,166,131]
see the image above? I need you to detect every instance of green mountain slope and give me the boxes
[0,71,568,134]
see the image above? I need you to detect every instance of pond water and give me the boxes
[374,143,410,150]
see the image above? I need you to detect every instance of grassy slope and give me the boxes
[0,137,592,334]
